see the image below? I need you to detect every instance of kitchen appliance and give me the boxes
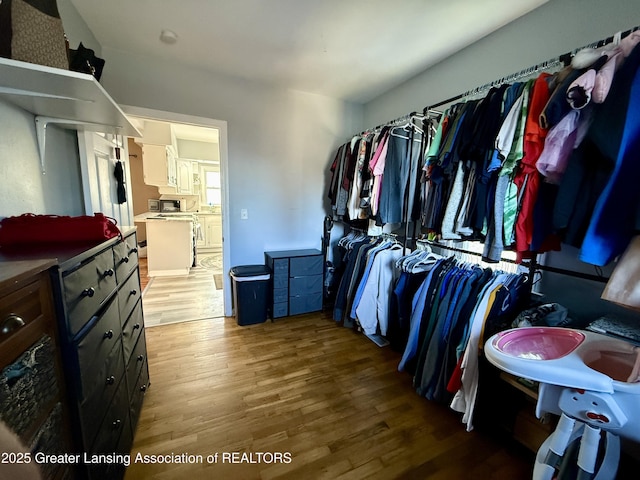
[159,199,182,212]
[148,199,160,212]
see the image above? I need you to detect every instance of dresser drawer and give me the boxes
[79,340,125,449]
[290,255,323,277]
[271,258,289,275]
[113,236,139,284]
[273,288,288,304]
[122,301,144,366]
[76,295,122,401]
[117,269,141,323]
[272,302,288,318]
[126,330,147,402]
[289,293,322,316]
[129,359,149,433]
[290,274,323,296]
[273,272,288,290]
[88,374,130,457]
[0,335,58,438]
[62,248,117,337]
[0,278,46,350]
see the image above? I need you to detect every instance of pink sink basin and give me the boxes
[493,327,585,360]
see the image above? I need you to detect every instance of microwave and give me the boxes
[159,199,183,212]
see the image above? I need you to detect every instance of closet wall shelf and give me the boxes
[0,57,140,173]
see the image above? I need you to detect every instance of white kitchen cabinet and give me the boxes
[197,214,222,252]
[142,144,177,188]
[145,219,194,276]
[176,159,194,195]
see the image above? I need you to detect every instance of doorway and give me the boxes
[123,105,232,319]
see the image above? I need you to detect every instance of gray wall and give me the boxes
[0,0,97,218]
[364,0,640,127]
[0,100,84,217]
[98,47,363,268]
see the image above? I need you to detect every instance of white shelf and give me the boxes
[0,57,139,137]
[0,57,141,172]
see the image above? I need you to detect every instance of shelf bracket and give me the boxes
[35,116,121,174]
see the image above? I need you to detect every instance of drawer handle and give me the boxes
[121,257,130,264]
[1,314,25,335]
[129,248,138,255]
[140,384,147,392]
[137,354,144,362]
[112,419,121,429]
[104,330,114,340]
[133,323,141,330]
[130,289,138,296]
[103,268,114,277]
[106,375,115,385]
[81,287,95,298]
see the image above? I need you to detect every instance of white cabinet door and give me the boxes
[77,132,134,227]
[196,214,222,252]
[210,215,222,249]
[196,215,209,249]
[176,159,193,194]
[166,146,177,187]
[142,144,179,188]
[142,144,169,186]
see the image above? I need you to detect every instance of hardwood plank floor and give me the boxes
[140,252,224,327]
[142,267,224,327]
[125,313,535,480]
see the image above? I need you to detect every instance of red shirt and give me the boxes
[514,73,552,256]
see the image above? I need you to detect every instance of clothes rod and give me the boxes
[426,241,520,265]
[525,263,610,284]
[423,24,640,114]
[428,241,609,283]
[358,111,425,137]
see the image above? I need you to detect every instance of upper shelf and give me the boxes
[0,57,140,138]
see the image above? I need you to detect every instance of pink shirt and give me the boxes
[369,133,389,216]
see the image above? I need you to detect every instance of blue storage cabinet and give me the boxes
[264,249,323,318]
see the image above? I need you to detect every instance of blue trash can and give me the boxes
[230,265,271,326]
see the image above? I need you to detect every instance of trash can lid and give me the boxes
[230,264,271,279]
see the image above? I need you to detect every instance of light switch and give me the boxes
[240,209,248,220]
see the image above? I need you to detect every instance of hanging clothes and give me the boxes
[378,124,424,225]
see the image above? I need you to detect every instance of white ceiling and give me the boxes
[70,0,549,104]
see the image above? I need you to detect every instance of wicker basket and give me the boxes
[0,335,58,437]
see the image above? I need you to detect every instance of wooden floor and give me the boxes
[124,313,535,480]
[139,254,224,328]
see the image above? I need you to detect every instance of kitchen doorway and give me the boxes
[123,105,232,319]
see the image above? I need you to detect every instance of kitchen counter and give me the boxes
[134,212,196,222]
[139,214,195,277]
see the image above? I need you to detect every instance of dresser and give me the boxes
[0,228,149,479]
[264,249,323,318]
[0,260,72,480]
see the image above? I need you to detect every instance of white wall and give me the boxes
[364,0,640,127]
[99,47,363,268]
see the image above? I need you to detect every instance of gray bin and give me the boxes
[230,265,271,326]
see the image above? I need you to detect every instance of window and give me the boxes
[203,167,221,206]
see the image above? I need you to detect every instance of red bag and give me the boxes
[0,213,122,247]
